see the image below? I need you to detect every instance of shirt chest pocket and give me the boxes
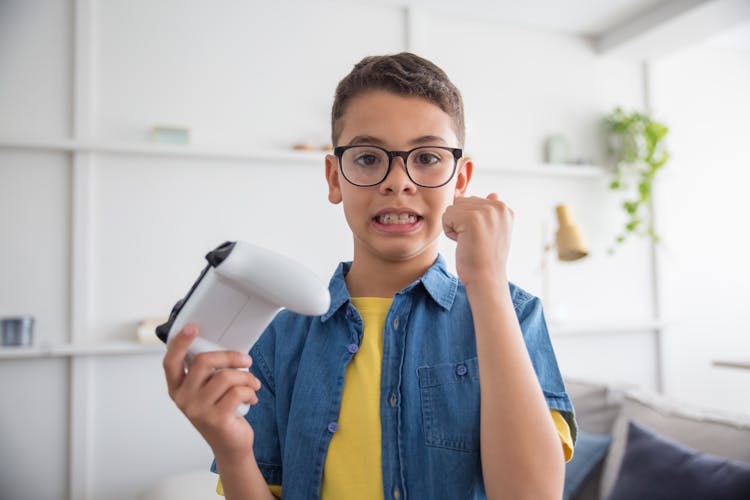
[417,357,480,453]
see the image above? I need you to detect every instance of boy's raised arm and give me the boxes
[443,194,565,500]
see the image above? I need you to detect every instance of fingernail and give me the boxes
[243,354,252,365]
[184,325,197,337]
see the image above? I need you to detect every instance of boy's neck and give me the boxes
[345,251,437,298]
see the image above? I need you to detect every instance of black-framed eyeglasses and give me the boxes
[333,144,463,188]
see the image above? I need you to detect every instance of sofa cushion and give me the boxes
[563,431,612,500]
[600,390,750,499]
[606,422,750,500]
[564,378,628,435]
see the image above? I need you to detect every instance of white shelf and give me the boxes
[0,320,663,358]
[483,162,607,178]
[0,341,165,360]
[549,319,664,337]
[0,137,328,164]
[0,138,607,177]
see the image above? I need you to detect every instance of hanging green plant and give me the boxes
[605,107,670,252]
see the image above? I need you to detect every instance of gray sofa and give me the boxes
[564,379,750,500]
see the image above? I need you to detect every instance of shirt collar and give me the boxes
[416,254,458,310]
[320,261,352,322]
[320,255,458,322]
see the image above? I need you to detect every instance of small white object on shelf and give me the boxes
[149,125,190,145]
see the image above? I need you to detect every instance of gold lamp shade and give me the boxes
[555,204,589,261]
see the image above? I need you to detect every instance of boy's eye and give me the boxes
[414,152,441,165]
[411,149,445,166]
[353,153,383,167]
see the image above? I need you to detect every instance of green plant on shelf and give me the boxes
[605,107,670,253]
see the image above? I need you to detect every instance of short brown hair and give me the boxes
[331,52,465,147]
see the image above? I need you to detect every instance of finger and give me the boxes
[216,385,260,416]
[181,351,252,395]
[163,324,198,392]
[486,192,499,202]
[201,369,261,405]
[442,207,459,242]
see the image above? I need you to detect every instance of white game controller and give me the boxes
[157,241,330,415]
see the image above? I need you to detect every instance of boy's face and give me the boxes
[325,90,472,266]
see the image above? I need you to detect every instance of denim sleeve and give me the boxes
[515,293,578,443]
[210,325,283,485]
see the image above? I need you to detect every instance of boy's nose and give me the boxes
[379,157,417,194]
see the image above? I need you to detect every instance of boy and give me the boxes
[163,52,576,499]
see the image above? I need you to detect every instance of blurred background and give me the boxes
[1,0,748,498]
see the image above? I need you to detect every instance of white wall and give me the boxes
[0,1,661,498]
[651,43,750,415]
[410,10,656,388]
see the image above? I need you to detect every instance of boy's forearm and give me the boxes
[214,451,276,500]
[466,278,564,500]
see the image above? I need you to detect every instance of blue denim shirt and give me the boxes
[212,255,576,499]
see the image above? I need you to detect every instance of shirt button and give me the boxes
[327,421,338,433]
[389,393,397,407]
[393,317,399,330]
[347,343,359,354]
[393,487,401,499]
[346,307,354,319]
[456,363,468,377]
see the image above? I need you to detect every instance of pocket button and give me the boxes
[455,363,468,377]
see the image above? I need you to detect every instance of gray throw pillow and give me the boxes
[600,390,750,498]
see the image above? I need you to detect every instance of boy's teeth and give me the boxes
[378,213,418,224]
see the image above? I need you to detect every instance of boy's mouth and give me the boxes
[375,213,421,225]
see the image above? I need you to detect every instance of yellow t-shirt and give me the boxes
[217,297,573,497]
[320,297,390,498]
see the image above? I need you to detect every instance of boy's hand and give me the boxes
[163,324,261,461]
[442,193,513,290]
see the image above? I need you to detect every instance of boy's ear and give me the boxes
[325,155,343,204]
[454,157,473,199]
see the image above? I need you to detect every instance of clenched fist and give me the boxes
[442,193,514,290]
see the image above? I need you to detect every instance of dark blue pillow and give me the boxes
[607,421,750,500]
[563,431,612,500]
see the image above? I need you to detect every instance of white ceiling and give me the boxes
[362,0,750,51]
[395,0,673,36]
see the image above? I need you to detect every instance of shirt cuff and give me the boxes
[551,409,574,462]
